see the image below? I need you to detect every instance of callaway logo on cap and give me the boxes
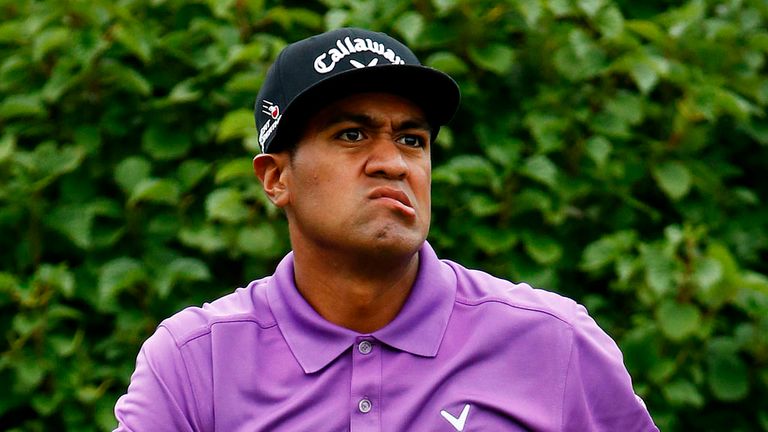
[254,27,461,153]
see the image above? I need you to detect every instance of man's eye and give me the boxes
[398,135,425,147]
[338,130,364,142]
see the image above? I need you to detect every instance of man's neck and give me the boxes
[291,242,421,334]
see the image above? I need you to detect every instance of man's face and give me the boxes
[280,92,432,258]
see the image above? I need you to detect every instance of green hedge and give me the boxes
[1,0,767,430]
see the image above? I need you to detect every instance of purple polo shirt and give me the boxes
[114,242,657,431]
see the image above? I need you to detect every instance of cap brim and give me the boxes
[268,65,460,152]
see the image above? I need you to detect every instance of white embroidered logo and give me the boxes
[350,58,379,69]
[258,100,282,150]
[313,36,405,74]
[440,404,471,431]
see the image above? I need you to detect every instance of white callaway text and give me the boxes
[314,37,405,73]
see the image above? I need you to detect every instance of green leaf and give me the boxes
[554,30,606,81]
[470,226,518,255]
[215,158,254,184]
[759,411,768,432]
[76,383,108,404]
[49,330,84,357]
[595,5,624,38]
[433,155,496,187]
[217,109,255,142]
[467,194,501,217]
[625,19,666,43]
[641,243,676,296]
[167,79,202,104]
[179,225,227,253]
[714,88,755,120]
[113,23,153,63]
[665,0,705,38]
[652,161,692,200]
[50,199,121,249]
[521,155,559,188]
[22,142,85,190]
[525,113,567,152]
[394,11,424,46]
[34,264,75,298]
[619,53,669,94]
[98,258,146,310]
[115,156,152,194]
[0,94,46,119]
[128,178,181,206]
[577,0,606,17]
[42,57,80,103]
[662,379,704,408]
[523,232,563,264]
[238,225,280,258]
[605,91,644,125]
[32,391,65,416]
[693,257,723,291]
[13,358,46,393]
[580,230,637,272]
[0,20,31,44]
[142,125,192,160]
[0,272,18,306]
[13,313,43,337]
[585,135,612,167]
[99,60,152,96]
[156,257,211,299]
[468,43,516,75]
[205,0,237,19]
[206,188,250,223]
[33,27,71,61]
[325,9,349,29]
[425,52,469,75]
[432,0,459,16]
[656,300,701,341]
[177,160,210,191]
[707,352,749,401]
[485,138,522,169]
[697,243,740,307]
[0,133,16,163]
[516,0,543,27]
[74,125,102,154]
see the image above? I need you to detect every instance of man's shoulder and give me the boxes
[158,276,276,348]
[444,260,582,327]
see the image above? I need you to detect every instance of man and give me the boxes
[114,28,658,431]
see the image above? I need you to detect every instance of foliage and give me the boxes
[1,0,767,430]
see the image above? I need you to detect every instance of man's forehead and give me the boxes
[309,92,430,130]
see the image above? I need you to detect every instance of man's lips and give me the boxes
[368,187,416,217]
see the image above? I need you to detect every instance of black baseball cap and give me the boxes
[254,27,461,153]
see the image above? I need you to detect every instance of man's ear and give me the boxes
[253,153,290,208]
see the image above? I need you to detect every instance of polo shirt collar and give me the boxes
[265,241,456,374]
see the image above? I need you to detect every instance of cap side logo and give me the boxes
[314,36,405,74]
[261,100,280,119]
[259,100,282,151]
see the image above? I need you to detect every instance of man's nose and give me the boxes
[364,137,408,180]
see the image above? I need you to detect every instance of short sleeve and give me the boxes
[113,326,205,432]
[561,303,659,431]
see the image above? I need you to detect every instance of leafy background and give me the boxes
[1,0,767,430]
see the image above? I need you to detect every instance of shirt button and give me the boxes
[358,340,373,355]
[358,398,372,413]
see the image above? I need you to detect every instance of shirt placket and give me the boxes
[350,336,382,432]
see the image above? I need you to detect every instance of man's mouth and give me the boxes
[369,187,416,217]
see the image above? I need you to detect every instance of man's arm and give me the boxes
[561,303,658,431]
[114,326,205,432]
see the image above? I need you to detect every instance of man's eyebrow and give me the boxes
[321,112,432,133]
